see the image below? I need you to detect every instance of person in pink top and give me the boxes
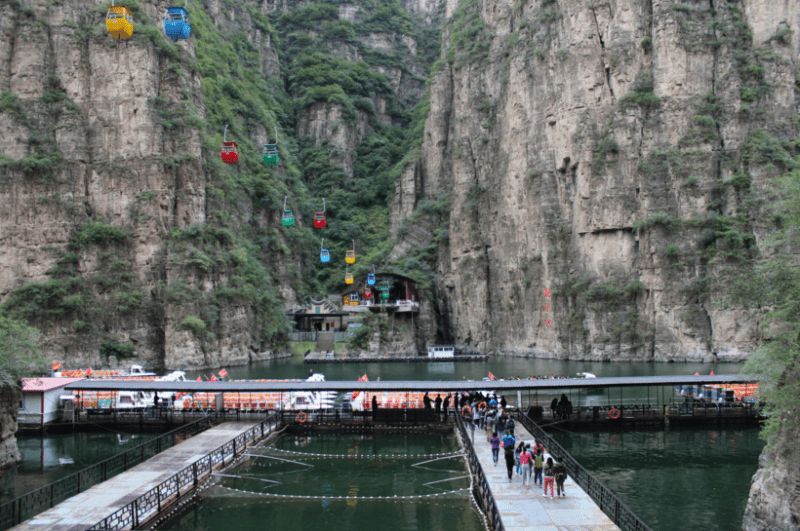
[519,444,533,488]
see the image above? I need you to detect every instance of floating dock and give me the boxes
[10,420,271,531]
[467,422,621,531]
[304,353,489,363]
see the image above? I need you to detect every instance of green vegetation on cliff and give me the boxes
[0,316,45,387]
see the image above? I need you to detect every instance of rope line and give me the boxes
[215,485,472,500]
[255,448,466,459]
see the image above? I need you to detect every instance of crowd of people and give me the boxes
[462,395,569,499]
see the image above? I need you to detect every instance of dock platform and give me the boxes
[10,421,267,531]
[468,422,620,531]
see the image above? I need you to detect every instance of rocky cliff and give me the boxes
[0,0,440,368]
[0,385,20,470]
[743,422,800,531]
[392,0,800,361]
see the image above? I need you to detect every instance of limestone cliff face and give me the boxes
[395,0,800,361]
[0,0,296,369]
[743,423,800,531]
[0,386,21,470]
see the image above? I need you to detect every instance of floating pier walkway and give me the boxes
[465,419,622,531]
[10,419,276,531]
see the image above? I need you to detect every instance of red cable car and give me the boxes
[314,198,326,228]
[364,285,372,298]
[221,124,238,164]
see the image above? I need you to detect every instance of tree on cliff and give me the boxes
[0,315,45,388]
[733,167,800,438]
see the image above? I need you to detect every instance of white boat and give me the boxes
[427,345,455,358]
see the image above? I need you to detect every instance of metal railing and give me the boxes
[288,331,347,342]
[455,415,504,531]
[88,413,278,530]
[0,413,231,531]
[516,413,653,531]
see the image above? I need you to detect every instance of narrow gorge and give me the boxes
[1,0,799,527]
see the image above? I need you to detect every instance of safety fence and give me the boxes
[0,413,230,531]
[88,413,278,530]
[288,332,347,342]
[455,415,504,531]
[516,413,653,531]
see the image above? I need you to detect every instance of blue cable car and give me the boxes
[320,238,330,263]
[367,265,376,286]
[164,5,190,41]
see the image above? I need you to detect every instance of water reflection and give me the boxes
[549,427,764,531]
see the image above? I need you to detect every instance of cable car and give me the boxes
[263,126,279,165]
[367,265,376,286]
[345,239,356,264]
[320,239,330,263]
[281,196,294,226]
[345,265,353,284]
[107,2,134,40]
[221,124,238,164]
[314,198,326,228]
[364,285,372,298]
[164,4,190,41]
[350,292,360,304]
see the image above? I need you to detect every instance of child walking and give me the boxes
[489,431,500,465]
[543,456,555,499]
[533,448,544,486]
[554,456,567,496]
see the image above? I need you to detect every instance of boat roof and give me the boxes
[22,378,82,392]
[64,374,756,392]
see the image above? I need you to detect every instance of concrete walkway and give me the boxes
[12,421,264,531]
[468,423,621,531]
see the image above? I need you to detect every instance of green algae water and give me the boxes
[549,427,764,531]
[155,433,485,531]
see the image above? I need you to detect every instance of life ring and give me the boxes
[297,436,309,447]
[297,412,308,423]
[608,408,621,420]
[462,405,472,418]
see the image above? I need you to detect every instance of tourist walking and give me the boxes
[502,431,516,482]
[443,393,451,419]
[533,448,544,486]
[514,441,524,475]
[554,456,567,497]
[435,394,442,420]
[496,413,506,436]
[489,431,501,465]
[543,457,555,498]
[506,416,515,436]
[520,444,533,488]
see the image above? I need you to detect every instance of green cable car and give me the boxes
[281,196,294,226]
[263,126,279,165]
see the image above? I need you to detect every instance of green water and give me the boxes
[7,357,759,530]
[549,427,765,531]
[157,433,484,531]
[0,429,161,504]
[185,355,743,382]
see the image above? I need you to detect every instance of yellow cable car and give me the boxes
[345,239,356,264]
[345,264,354,285]
[107,3,134,39]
